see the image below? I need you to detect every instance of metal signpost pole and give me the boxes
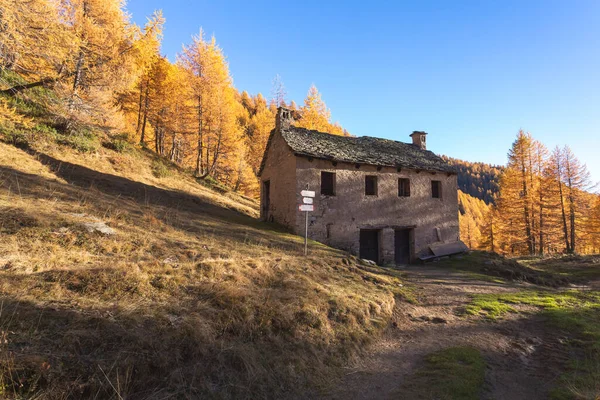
[304,184,308,256]
[299,185,314,256]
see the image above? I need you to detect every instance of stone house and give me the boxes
[258,107,463,265]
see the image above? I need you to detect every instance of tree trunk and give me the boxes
[568,180,576,254]
[208,129,222,175]
[520,161,534,255]
[68,0,88,113]
[135,79,146,136]
[0,77,58,95]
[195,95,207,177]
[68,50,85,112]
[490,218,495,253]
[170,134,177,161]
[139,84,150,146]
[558,179,570,253]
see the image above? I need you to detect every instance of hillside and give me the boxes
[458,190,492,250]
[441,156,503,204]
[0,135,405,398]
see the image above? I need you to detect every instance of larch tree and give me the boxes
[589,195,600,253]
[239,91,256,116]
[530,139,549,254]
[297,84,331,132]
[178,30,240,178]
[547,147,572,252]
[2,0,162,131]
[0,0,75,90]
[499,131,536,255]
[561,146,594,253]
[458,190,489,249]
[61,0,136,124]
[115,11,165,143]
[480,206,500,253]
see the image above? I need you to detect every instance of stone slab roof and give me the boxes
[260,126,456,174]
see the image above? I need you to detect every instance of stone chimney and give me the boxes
[276,107,292,131]
[410,131,428,150]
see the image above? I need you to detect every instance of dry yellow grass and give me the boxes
[0,141,404,399]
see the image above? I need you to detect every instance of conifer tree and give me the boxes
[561,146,594,253]
[297,84,331,132]
[0,0,75,88]
[499,131,536,255]
[589,195,600,253]
[480,206,500,253]
[178,30,240,178]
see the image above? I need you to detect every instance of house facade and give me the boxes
[258,107,462,265]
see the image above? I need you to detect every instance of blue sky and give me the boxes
[126,0,600,183]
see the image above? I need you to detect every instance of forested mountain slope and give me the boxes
[441,156,503,204]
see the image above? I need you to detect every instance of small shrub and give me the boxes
[0,129,31,149]
[52,125,99,152]
[56,134,99,153]
[200,175,229,194]
[102,134,130,153]
[34,123,58,137]
[151,159,172,178]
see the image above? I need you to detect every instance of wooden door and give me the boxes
[395,229,411,264]
[360,230,380,263]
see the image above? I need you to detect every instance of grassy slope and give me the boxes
[0,138,406,399]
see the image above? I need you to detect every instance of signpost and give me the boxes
[300,185,315,255]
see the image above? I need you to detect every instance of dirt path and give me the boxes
[324,266,567,400]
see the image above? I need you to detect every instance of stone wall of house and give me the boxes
[259,131,297,227]
[294,158,459,264]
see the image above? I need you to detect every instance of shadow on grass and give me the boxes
[0,150,343,258]
[2,248,393,400]
[393,346,485,400]
[0,293,342,399]
[434,251,570,287]
[523,255,600,286]
[542,305,600,399]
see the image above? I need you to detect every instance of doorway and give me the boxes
[262,180,270,219]
[394,229,412,264]
[360,229,380,264]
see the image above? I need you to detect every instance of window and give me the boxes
[398,178,410,197]
[365,175,378,196]
[321,171,336,196]
[431,180,442,199]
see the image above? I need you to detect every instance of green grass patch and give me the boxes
[465,298,516,319]
[466,290,600,320]
[395,346,486,400]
